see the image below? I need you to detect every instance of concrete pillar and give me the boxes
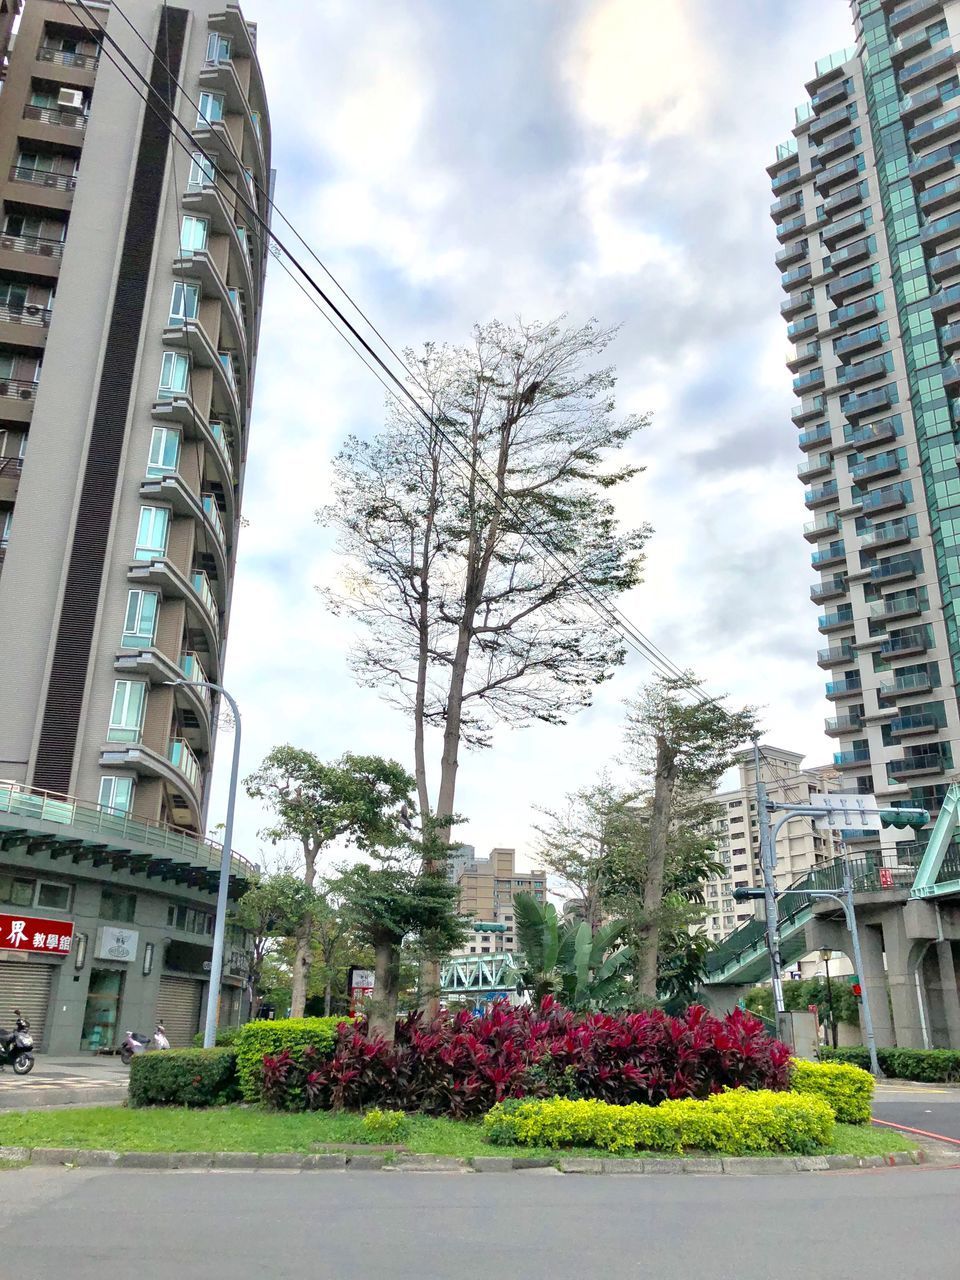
[881,912,926,1049]
[935,941,960,1050]
[859,922,895,1048]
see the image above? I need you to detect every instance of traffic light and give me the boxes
[731,888,770,903]
[879,808,929,830]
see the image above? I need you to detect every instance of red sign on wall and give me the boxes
[0,912,74,956]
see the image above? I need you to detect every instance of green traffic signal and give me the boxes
[879,808,929,830]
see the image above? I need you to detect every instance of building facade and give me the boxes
[703,747,841,947]
[0,0,270,1050]
[450,847,547,957]
[771,0,960,863]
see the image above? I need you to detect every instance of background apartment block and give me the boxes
[703,747,840,946]
[0,0,270,835]
[449,846,547,957]
[770,0,960,866]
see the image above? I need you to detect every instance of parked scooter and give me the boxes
[119,1023,170,1065]
[0,1009,35,1075]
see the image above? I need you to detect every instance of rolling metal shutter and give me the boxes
[0,961,53,1045]
[156,975,202,1047]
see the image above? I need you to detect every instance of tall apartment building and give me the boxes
[0,0,270,837]
[703,747,840,946]
[451,847,547,957]
[770,0,960,860]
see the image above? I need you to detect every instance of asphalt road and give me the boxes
[0,1055,128,1109]
[2,1166,960,1280]
[872,1082,960,1144]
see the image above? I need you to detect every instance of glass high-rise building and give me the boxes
[772,0,960,853]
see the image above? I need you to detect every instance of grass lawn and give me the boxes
[0,1106,916,1162]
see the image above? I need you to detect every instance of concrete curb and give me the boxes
[0,1145,928,1175]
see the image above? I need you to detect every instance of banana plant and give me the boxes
[513,893,632,1010]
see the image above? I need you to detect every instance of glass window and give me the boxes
[205,33,231,64]
[158,350,190,400]
[0,282,27,310]
[168,283,199,326]
[121,588,159,648]
[106,679,147,743]
[197,92,224,126]
[0,874,34,907]
[100,888,137,923]
[180,215,208,254]
[99,775,135,816]
[0,509,12,548]
[187,151,216,189]
[37,881,71,910]
[147,425,181,476]
[134,505,169,560]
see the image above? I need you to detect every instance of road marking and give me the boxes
[872,1118,960,1148]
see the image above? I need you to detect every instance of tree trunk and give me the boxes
[289,923,311,1018]
[323,977,332,1018]
[369,936,401,1045]
[636,735,678,997]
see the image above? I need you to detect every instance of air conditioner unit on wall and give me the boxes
[57,88,83,110]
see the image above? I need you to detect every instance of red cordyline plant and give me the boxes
[259,999,791,1118]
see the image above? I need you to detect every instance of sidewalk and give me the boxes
[0,1055,129,1109]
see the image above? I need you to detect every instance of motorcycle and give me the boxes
[119,1023,170,1065]
[0,1009,35,1075]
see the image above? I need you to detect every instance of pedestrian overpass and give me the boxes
[704,784,960,988]
[440,952,520,999]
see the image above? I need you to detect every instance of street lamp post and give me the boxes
[164,677,242,1049]
[819,946,837,1050]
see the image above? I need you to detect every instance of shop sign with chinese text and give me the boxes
[0,912,74,955]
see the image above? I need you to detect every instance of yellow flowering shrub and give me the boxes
[791,1058,873,1125]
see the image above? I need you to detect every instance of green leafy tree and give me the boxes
[322,318,650,1005]
[233,872,317,1018]
[512,892,632,1009]
[245,747,416,1016]
[623,675,759,996]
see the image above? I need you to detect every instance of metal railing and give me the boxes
[0,779,255,880]
[0,457,23,479]
[0,302,51,328]
[9,166,77,191]
[0,378,38,402]
[23,104,86,130]
[36,45,99,70]
[0,232,64,258]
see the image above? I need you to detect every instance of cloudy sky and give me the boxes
[211,0,857,870]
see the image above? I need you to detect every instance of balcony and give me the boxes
[771,166,802,194]
[776,239,808,268]
[931,283,960,314]
[776,214,807,243]
[22,103,86,132]
[828,266,874,302]
[811,576,848,604]
[179,651,211,705]
[825,677,862,700]
[889,712,940,736]
[8,165,76,192]
[835,325,884,360]
[941,363,960,390]
[888,751,946,778]
[880,628,928,657]
[816,129,859,164]
[929,247,960,280]
[792,394,825,424]
[169,737,203,794]
[781,263,813,293]
[782,289,815,318]
[869,590,921,618]
[192,569,218,620]
[804,513,840,541]
[834,747,871,768]
[798,425,831,455]
[770,191,803,221]
[823,182,864,215]
[878,670,934,698]
[819,606,854,631]
[826,237,872,272]
[811,542,846,569]
[899,46,958,91]
[0,301,51,332]
[892,25,935,65]
[940,322,960,353]
[889,0,942,34]
[201,493,227,548]
[842,386,894,420]
[829,296,879,331]
[811,79,850,111]
[816,157,861,193]
[920,210,960,249]
[909,143,958,183]
[919,175,960,214]
[842,419,898,452]
[0,231,64,261]
[909,105,960,149]
[825,713,863,736]
[793,366,824,394]
[805,479,838,508]
[797,452,832,481]
[835,354,889,387]
[861,520,913,549]
[787,314,818,340]
[787,342,821,372]
[809,103,853,143]
[822,210,866,249]
[0,376,37,405]
[36,43,100,70]
[818,643,855,667]
[861,483,906,515]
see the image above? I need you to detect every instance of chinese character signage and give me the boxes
[95,927,139,963]
[0,912,74,956]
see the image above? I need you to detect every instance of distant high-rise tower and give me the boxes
[771,0,960,855]
[0,0,271,836]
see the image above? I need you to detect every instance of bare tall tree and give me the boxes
[322,318,649,1004]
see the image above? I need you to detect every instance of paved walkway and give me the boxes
[0,1055,128,1109]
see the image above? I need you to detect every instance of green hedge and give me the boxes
[234,1017,345,1101]
[820,1046,960,1083]
[191,1025,244,1049]
[128,1049,239,1108]
[483,1090,835,1156]
[791,1058,873,1124]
